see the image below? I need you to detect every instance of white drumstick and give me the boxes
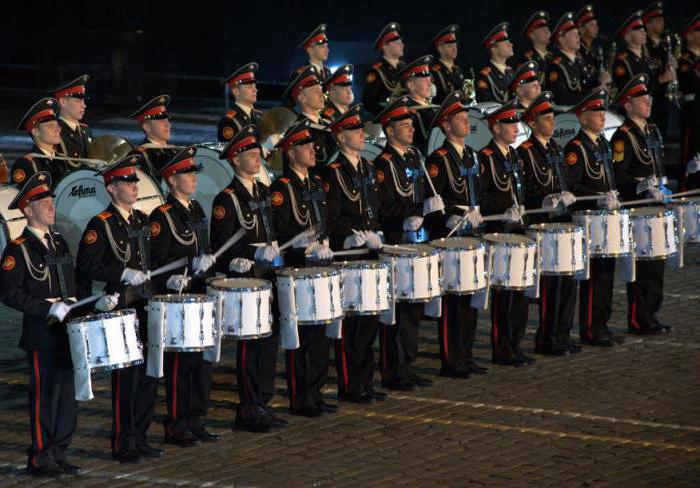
[178,268,188,296]
[278,228,318,252]
[333,248,371,257]
[147,257,188,280]
[213,228,247,259]
[26,153,109,167]
[68,293,106,312]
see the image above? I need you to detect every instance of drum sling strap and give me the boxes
[248,194,276,243]
[352,161,378,219]
[547,144,569,192]
[463,149,479,208]
[302,183,327,239]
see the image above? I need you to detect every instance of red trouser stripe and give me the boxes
[171,352,179,420]
[32,351,43,467]
[441,296,449,363]
[630,286,641,330]
[340,325,349,392]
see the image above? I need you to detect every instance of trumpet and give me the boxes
[663,34,682,108]
[462,68,476,106]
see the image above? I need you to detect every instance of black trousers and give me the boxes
[27,350,78,468]
[335,315,380,397]
[489,289,529,361]
[579,257,616,341]
[438,294,478,370]
[379,302,423,383]
[236,323,279,419]
[163,351,211,437]
[536,275,578,351]
[627,259,665,332]
[286,326,330,409]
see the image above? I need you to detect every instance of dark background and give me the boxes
[1,1,697,111]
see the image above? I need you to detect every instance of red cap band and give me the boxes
[488,109,517,126]
[291,75,320,99]
[576,98,605,115]
[331,114,362,134]
[226,135,259,158]
[619,83,647,103]
[619,18,644,37]
[575,12,595,27]
[103,166,137,184]
[378,32,401,49]
[511,69,538,88]
[434,32,457,46]
[24,109,56,131]
[161,158,195,179]
[281,129,312,150]
[642,8,663,23]
[436,102,464,126]
[526,18,548,36]
[228,71,256,87]
[484,30,508,48]
[380,106,411,126]
[18,184,50,210]
[402,65,431,79]
[327,73,351,86]
[304,33,328,49]
[136,105,167,122]
[524,101,553,122]
[54,85,86,99]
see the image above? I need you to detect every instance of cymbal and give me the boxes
[88,134,135,164]
[265,148,285,174]
[257,106,297,142]
[363,122,384,141]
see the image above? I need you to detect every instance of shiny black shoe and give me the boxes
[191,426,220,443]
[535,346,569,357]
[369,389,389,401]
[289,405,325,417]
[262,408,289,429]
[27,463,66,479]
[464,363,489,375]
[136,443,164,458]
[339,391,375,404]
[164,434,201,448]
[493,356,526,367]
[381,379,416,391]
[57,460,82,476]
[581,337,615,347]
[112,449,144,464]
[317,400,338,412]
[519,354,537,365]
[408,374,434,387]
[629,324,666,336]
[567,344,583,354]
[234,413,272,433]
[439,367,471,379]
[651,318,673,332]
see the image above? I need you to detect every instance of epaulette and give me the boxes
[328,162,341,169]
[79,122,88,128]
[136,146,146,152]
[616,52,628,60]
[431,63,441,71]
[379,153,392,161]
[10,237,26,245]
[157,203,172,212]
[279,177,291,184]
[314,174,322,181]
[552,57,562,64]
[572,139,582,146]
[323,107,335,117]
[525,50,534,58]
[224,187,234,194]
[225,110,237,119]
[480,66,492,75]
[97,211,112,220]
[620,125,631,133]
[480,148,494,156]
[23,154,34,161]
[436,148,448,156]
[253,108,263,114]
[521,140,533,149]
[372,61,382,69]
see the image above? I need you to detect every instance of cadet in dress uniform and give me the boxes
[477,101,533,367]
[425,91,487,377]
[476,22,514,103]
[611,74,670,335]
[269,120,337,416]
[511,61,542,110]
[562,89,624,347]
[0,172,84,478]
[517,92,580,355]
[128,95,179,182]
[575,5,613,92]
[293,24,332,80]
[47,75,92,160]
[217,63,263,143]
[75,155,163,463]
[373,96,445,389]
[149,148,220,447]
[210,126,285,432]
[322,104,387,402]
[642,2,674,138]
[397,56,437,155]
[516,11,552,82]
[545,12,598,106]
[322,64,355,123]
[430,25,465,105]
[12,98,70,189]
[285,65,336,168]
[362,22,406,116]
[678,14,700,188]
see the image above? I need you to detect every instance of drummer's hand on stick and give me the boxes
[559,191,576,207]
[166,274,191,291]
[423,195,445,215]
[599,191,621,210]
[647,187,665,202]
[503,204,524,223]
[686,153,700,175]
[403,216,424,231]
[541,193,560,211]
[364,231,383,250]
[229,258,253,273]
[121,268,148,286]
[344,232,366,249]
[193,254,216,274]
[48,301,71,322]
[95,293,120,312]
[254,244,280,262]
[446,214,464,230]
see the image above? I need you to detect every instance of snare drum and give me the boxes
[573,210,632,257]
[207,277,273,339]
[67,309,143,373]
[276,267,343,325]
[630,207,678,260]
[430,237,487,294]
[148,294,216,351]
[526,223,585,275]
[666,197,700,244]
[336,260,391,315]
[483,234,537,290]
[380,244,442,302]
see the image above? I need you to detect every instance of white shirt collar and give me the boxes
[491,60,508,73]
[60,117,79,131]
[535,135,550,149]
[448,140,464,157]
[27,226,49,247]
[146,138,165,146]
[341,151,360,170]
[291,166,310,183]
[175,195,191,209]
[112,203,133,222]
[37,145,55,156]
[236,103,253,117]
[235,174,256,195]
[301,111,320,124]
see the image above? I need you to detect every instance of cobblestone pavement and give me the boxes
[1,249,699,487]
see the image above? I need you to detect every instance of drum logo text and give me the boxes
[70,184,98,199]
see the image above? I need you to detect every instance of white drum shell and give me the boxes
[484,234,537,290]
[526,224,585,275]
[381,245,442,301]
[150,294,216,351]
[337,261,391,315]
[0,184,26,256]
[573,210,632,257]
[277,267,343,325]
[667,198,700,244]
[207,278,273,339]
[630,208,678,260]
[431,238,487,294]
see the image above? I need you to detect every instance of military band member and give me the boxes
[270,120,337,416]
[398,55,437,155]
[478,101,533,367]
[510,61,542,110]
[374,96,445,389]
[295,24,332,80]
[430,25,465,104]
[12,98,70,189]
[47,75,92,160]
[642,2,673,137]
[575,5,613,91]
[476,22,514,103]
[426,91,487,377]
[75,154,162,463]
[129,95,178,182]
[210,126,285,432]
[0,172,84,478]
[149,147,219,447]
[217,63,263,143]
[285,65,336,168]
[517,11,552,81]
[545,12,598,106]
[611,74,669,335]
[322,64,355,123]
[678,13,700,188]
[517,92,579,355]
[362,22,406,116]
[322,104,386,402]
[563,89,623,347]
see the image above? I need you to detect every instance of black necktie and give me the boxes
[253,183,259,200]
[44,233,56,254]
[128,212,135,227]
[303,177,310,189]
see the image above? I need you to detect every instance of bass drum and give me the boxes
[54,168,163,256]
[0,185,27,256]
[427,102,531,154]
[552,110,624,147]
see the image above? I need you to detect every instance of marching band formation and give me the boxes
[1,3,700,479]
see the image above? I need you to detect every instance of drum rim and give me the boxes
[277,266,342,278]
[630,207,675,218]
[380,243,440,256]
[151,294,216,303]
[91,358,144,373]
[67,307,137,325]
[430,236,485,250]
[573,209,631,216]
[482,233,536,247]
[526,223,584,234]
[206,277,273,292]
[335,260,391,270]
[666,197,700,206]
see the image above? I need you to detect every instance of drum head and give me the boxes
[431,236,483,249]
[133,168,164,219]
[278,266,339,278]
[428,127,446,155]
[0,185,27,256]
[381,243,436,256]
[527,223,580,233]
[208,277,271,291]
[483,233,534,246]
[630,206,672,218]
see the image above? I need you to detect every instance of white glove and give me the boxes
[254,243,280,262]
[166,274,191,291]
[263,133,282,151]
[403,216,424,231]
[636,176,659,195]
[423,195,445,215]
[48,301,71,322]
[95,293,119,312]
[542,193,560,211]
[685,153,700,175]
[503,205,524,223]
[292,233,318,248]
[343,233,366,249]
[193,254,216,274]
[229,258,254,273]
[306,242,333,260]
[446,214,463,229]
[364,231,383,250]
[648,187,664,202]
[121,268,148,286]
[599,191,621,210]
[559,191,576,207]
